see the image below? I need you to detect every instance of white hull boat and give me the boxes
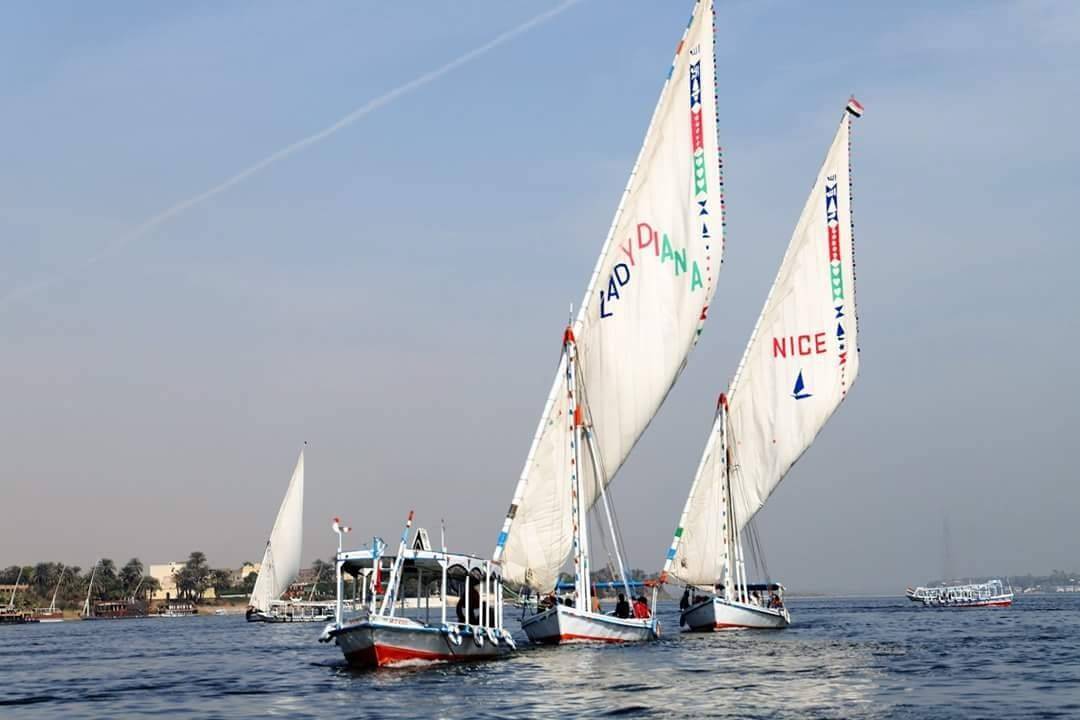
[327,616,513,669]
[682,596,789,631]
[521,604,658,645]
[658,98,866,631]
[322,514,517,670]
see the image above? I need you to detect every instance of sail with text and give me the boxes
[494,0,725,591]
[250,448,305,612]
[665,102,862,587]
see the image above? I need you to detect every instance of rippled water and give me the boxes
[2,595,1078,718]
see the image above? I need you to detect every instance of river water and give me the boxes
[1,594,1077,718]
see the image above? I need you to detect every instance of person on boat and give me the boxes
[680,587,691,611]
[591,586,602,613]
[632,596,651,619]
[469,583,481,624]
[614,593,631,619]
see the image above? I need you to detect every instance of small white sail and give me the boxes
[495,0,725,591]
[250,448,305,612]
[667,105,862,586]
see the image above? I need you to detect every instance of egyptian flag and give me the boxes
[846,96,864,117]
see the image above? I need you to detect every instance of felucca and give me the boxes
[247,446,325,622]
[493,0,725,645]
[659,98,865,631]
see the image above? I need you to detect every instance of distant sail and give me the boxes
[495,0,724,590]
[250,449,305,612]
[669,105,861,586]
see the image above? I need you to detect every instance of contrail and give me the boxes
[2,0,581,312]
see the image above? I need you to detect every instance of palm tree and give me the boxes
[120,559,144,598]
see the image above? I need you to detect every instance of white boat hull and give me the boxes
[325,617,514,669]
[521,604,659,644]
[681,597,790,631]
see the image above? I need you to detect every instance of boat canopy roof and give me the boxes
[339,548,498,579]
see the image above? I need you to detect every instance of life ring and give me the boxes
[501,630,517,650]
[473,626,485,647]
[446,626,462,646]
[485,627,499,645]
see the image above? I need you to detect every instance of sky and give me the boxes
[2,1,1077,594]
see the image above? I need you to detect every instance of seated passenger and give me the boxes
[679,588,691,611]
[614,593,631,619]
[632,596,651,619]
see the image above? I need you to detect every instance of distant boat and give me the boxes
[660,98,865,631]
[1,568,35,624]
[246,447,309,623]
[907,580,1014,608]
[31,566,67,623]
[492,0,723,647]
[155,601,198,617]
[79,561,148,620]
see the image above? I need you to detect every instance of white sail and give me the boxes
[495,0,724,590]
[250,448,305,612]
[667,106,861,586]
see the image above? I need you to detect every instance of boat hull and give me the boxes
[521,604,659,644]
[246,607,333,623]
[327,618,514,669]
[681,597,790,631]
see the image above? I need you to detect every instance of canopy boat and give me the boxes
[321,515,515,668]
[907,580,1014,608]
[491,0,724,647]
[247,447,310,623]
[660,98,865,631]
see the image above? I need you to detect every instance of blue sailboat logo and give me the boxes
[792,370,812,400]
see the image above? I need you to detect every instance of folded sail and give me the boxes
[669,107,861,586]
[250,449,305,611]
[496,0,724,590]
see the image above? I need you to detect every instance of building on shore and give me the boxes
[148,562,216,601]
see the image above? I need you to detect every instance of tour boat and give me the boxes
[321,515,515,668]
[247,446,306,623]
[156,601,198,617]
[492,0,724,647]
[659,98,865,631]
[906,579,1014,608]
[79,562,148,620]
[2,569,37,624]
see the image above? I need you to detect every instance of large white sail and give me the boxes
[667,104,862,586]
[495,0,725,590]
[250,448,305,612]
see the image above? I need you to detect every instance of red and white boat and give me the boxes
[906,579,1014,608]
[320,515,515,669]
[521,602,658,644]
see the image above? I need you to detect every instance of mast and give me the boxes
[565,326,591,613]
[49,566,66,612]
[8,567,22,608]
[584,425,632,602]
[83,561,98,617]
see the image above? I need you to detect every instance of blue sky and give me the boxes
[2,1,1077,592]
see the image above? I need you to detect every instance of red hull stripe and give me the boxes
[558,633,632,644]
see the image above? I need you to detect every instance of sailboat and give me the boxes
[31,566,67,622]
[493,0,724,645]
[247,446,327,622]
[0,567,35,624]
[660,98,865,631]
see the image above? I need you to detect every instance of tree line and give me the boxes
[1,553,338,610]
